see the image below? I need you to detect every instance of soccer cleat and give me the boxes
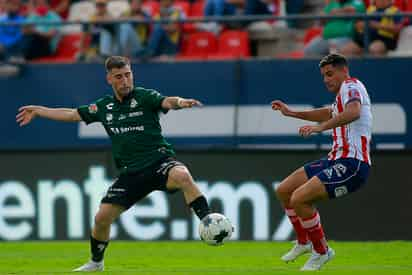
[72,260,104,272]
[300,248,335,271]
[281,241,312,262]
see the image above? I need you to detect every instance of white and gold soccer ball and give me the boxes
[199,213,234,246]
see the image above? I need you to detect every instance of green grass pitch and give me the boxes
[0,241,411,274]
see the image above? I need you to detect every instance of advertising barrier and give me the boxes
[0,150,410,241]
[2,58,411,149]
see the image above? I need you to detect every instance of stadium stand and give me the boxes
[389,26,412,56]
[107,0,130,18]
[64,0,95,33]
[142,0,160,16]
[17,0,412,63]
[68,0,95,21]
[190,0,205,17]
[177,31,217,59]
[32,33,90,63]
[208,30,250,59]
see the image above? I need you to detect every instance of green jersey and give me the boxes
[77,87,175,174]
[323,0,366,39]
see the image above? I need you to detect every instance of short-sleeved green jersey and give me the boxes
[323,0,366,39]
[77,87,175,174]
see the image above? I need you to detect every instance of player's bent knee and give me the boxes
[275,181,292,202]
[94,213,113,229]
[289,192,304,210]
[169,167,193,188]
[275,182,286,197]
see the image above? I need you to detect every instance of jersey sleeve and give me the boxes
[77,102,101,124]
[341,82,363,106]
[141,89,167,112]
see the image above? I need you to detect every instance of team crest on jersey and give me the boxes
[130,98,138,108]
[106,103,114,110]
[333,163,347,177]
[88,104,98,114]
[348,89,361,99]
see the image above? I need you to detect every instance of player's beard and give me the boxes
[118,86,132,97]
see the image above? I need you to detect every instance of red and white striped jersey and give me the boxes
[328,78,372,165]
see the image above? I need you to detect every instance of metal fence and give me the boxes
[1,12,411,51]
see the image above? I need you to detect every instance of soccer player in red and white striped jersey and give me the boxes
[271,53,372,271]
[328,76,372,164]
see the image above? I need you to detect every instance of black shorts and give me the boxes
[101,157,185,209]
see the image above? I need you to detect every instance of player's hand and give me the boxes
[271,100,292,116]
[16,105,39,127]
[178,98,203,108]
[299,125,322,137]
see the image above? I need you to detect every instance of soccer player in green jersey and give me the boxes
[16,56,212,272]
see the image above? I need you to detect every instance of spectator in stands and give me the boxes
[341,0,403,56]
[79,0,117,60]
[49,0,70,20]
[202,0,274,31]
[244,0,274,16]
[18,0,32,16]
[0,0,6,16]
[118,0,150,58]
[304,0,366,57]
[204,0,274,16]
[286,0,305,28]
[20,0,62,60]
[204,0,237,18]
[143,0,183,59]
[0,0,25,61]
[200,0,236,33]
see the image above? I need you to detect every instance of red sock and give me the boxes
[285,208,309,245]
[301,211,328,254]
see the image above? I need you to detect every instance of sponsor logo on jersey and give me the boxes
[106,103,114,110]
[88,104,98,114]
[129,111,143,117]
[130,98,138,108]
[106,113,113,124]
[324,168,333,179]
[109,125,144,134]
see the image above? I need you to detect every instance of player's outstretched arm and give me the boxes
[299,101,361,137]
[16,105,82,127]
[271,100,332,122]
[162,97,203,110]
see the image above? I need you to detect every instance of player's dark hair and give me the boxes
[319,53,348,68]
[105,56,131,72]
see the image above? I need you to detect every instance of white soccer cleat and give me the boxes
[73,260,104,272]
[281,241,312,262]
[300,248,335,271]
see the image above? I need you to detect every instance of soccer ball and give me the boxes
[199,213,234,246]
